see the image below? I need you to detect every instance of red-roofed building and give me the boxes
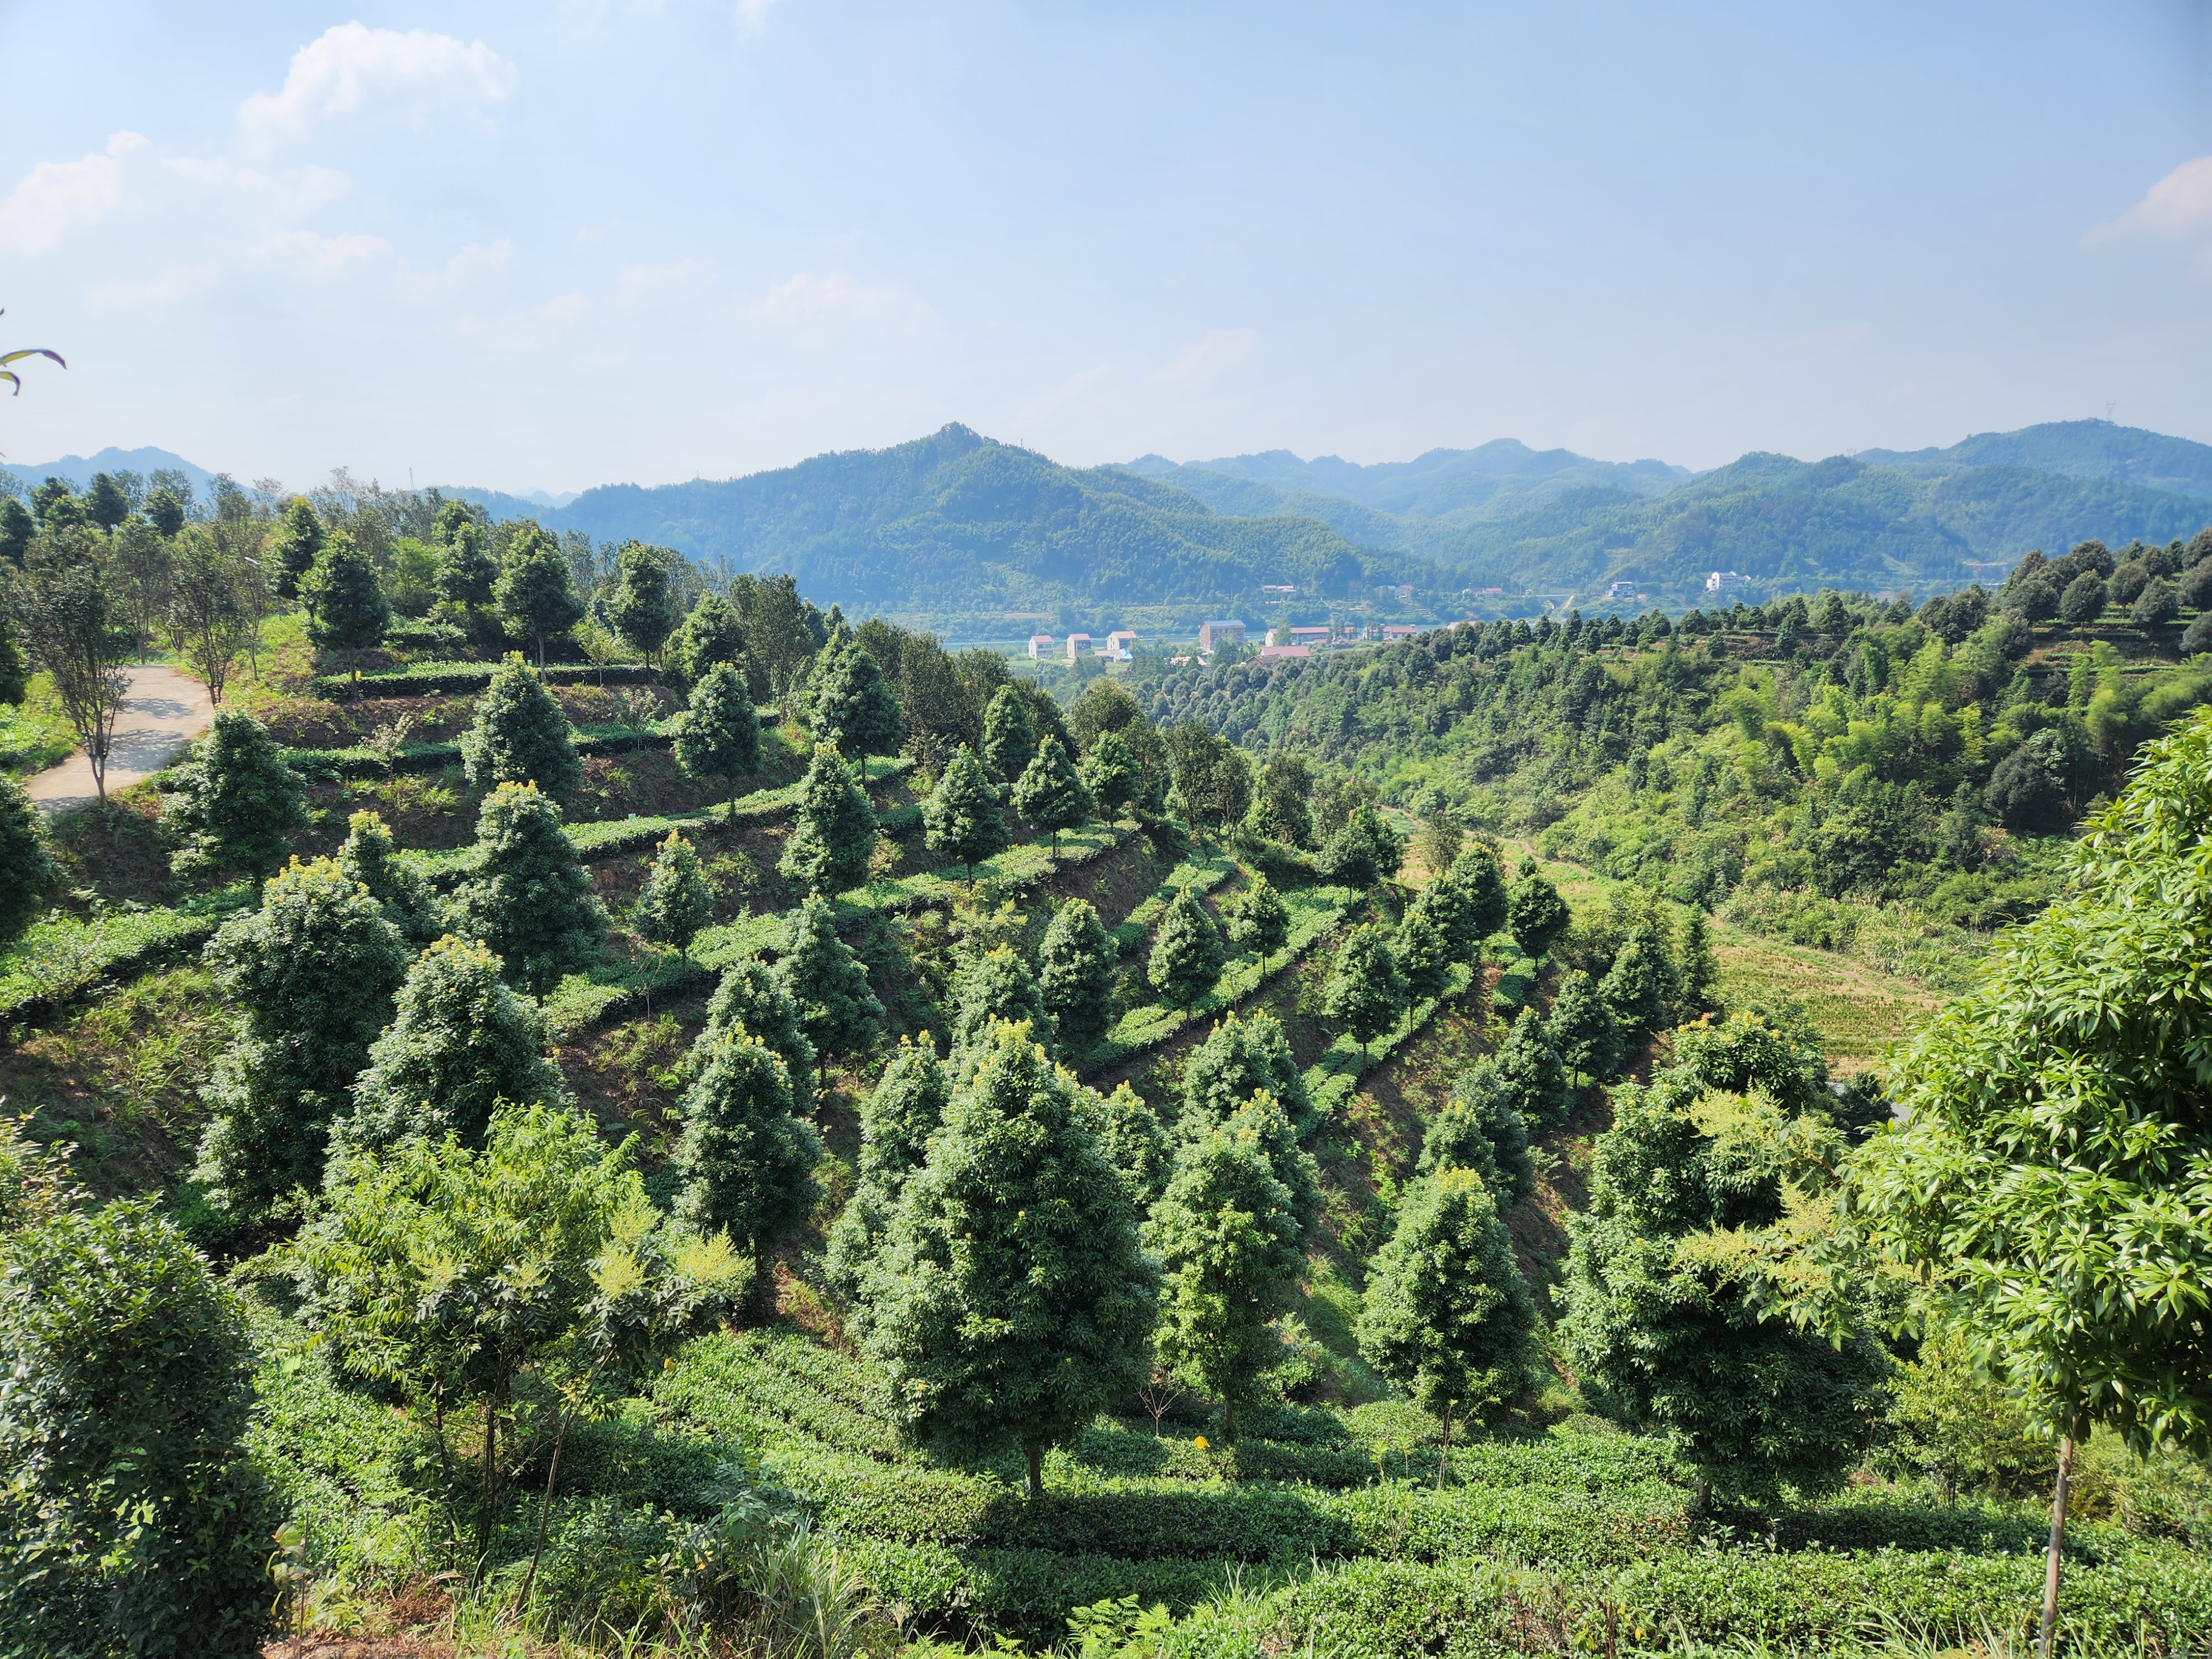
[1028,634,1055,658]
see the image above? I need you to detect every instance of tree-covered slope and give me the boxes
[1859,419,2212,500]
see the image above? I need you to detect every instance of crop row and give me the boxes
[1301,961,1477,1118]
[0,892,251,1024]
[283,721,679,781]
[307,659,656,697]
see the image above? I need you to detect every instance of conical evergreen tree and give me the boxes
[1038,898,1117,1052]
[1079,726,1141,820]
[672,661,761,818]
[1180,1010,1311,1139]
[460,654,582,804]
[950,944,1056,1055]
[980,684,1036,784]
[164,711,308,884]
[675,1025,823,1312]
[1495,1004,1571,1131]
[667,589,753,692]
[194,857,408,1225]
[494,525,585,668]
[303,532,390,649]
[1360,1168,1536,1445]
[778,743,878,895]
[703,958,817,1102]
[1675,907,1719,1020]
[1507,858,1570,961]
[1219,872,1290,958]
[822,1036,950,1306]
[336,933,565,1155]
[269,498,324,599]
[1148,885,1225,1009]
[1011,735,1092,857]
[607,541,681,665]
[1417,1060,1534,1202]
[773,894,882,1081]
[855,1022,1155,1497]
[1318,801,1406,890]
[434,504,495,613]
[1091,1079,1171,1207]
[1441,844,1510,952]
[448,781,606,994]
[0,773,55,944]
[1599,925,1677,1039]
[1324,921,1404,1056]
[808,638,902,769]
[1146,1113,1305,1444]
[1222,1087,1323,1240]
[337,809,443,942]
[635,831,713,958]
[1394,888,1454,1000]
[921,743,1008,882]
[1547,968,1623,1086]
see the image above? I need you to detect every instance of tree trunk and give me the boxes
[1224,1399,1239,1446]
[515,1358,607,1614]
[1694,1470,1711,1515]
[2039,1434,2074,1658]
[752,1246,776,1322]
[476,1396,500,1575]
[1025,1441,1044,1500]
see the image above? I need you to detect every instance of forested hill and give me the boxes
[1128,422,2212,602]
[453,424,1425,613]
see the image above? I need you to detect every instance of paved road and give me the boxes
[24,665,214,814]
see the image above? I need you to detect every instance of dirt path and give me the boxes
[24,665,213,813]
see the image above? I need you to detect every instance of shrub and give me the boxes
[163,711,309,884]
[0,773,54,945]
[460,653,583,804]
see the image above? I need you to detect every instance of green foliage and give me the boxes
[193,856,408,1224]
[1180,1010,1312,1139]
[1417,1061,1533,1203]
[1039,898,1117,1052]
[667,588,754,692]
[808,637,903,768]
[675,1026,822,1306]
[1883,1317,2056,1501]
[1149,886,1226,1009]
[952,944,1055,1055]
[703,958,817,1103]
[0,1201,274,1658]
[1598,923,1677,1038]
[1013,734,1093,854]
[1317,801,1404,890]
[448,780,607,994]
[1393,887,1454,1000]
[1079,726,1141,819]
[0,773,54,943]
[637,831,713,957]
[1217,1088,1323,1243]
[1250,752,1314,848]
[1324,921,1403,1055]
[460,653,583,803]
[852,1022,1156,1495]
[1167,721,1253,841]
[982,685,1037,784]
[1218,872,1290,958]
[1507,858,1570,959]
[779,742,879,896]
[434,502,496,611]
[775,894,883,1076]
[823,1037,951,1307]
[1146,1118,1305,1443]
[1092,1081,1172,1209]
[337,932,565,1154]
[302,529,391,649]
[672,661,761,816]
[495,522,586,666]
[337,808,443,941]
[268,497,323,599]
[606,541,681,664]
[1360,1169,1535,1428]
[1545,969,1621,1085]
[1494,1005,1569,1132]
[922,743,1008,880]
[163,710,309,883]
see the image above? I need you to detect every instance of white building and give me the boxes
[1608,580,1637,599]
[1027,633,1055,659]
[1065,633,1093,662]
[1198,619,1246,653]
[1704,571,1746,594]
[1105,629,1137,659]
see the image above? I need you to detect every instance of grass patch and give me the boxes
[1710,921,1943,1074]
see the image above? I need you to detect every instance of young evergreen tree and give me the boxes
[674,1026,822,1313]
[672,661,761,818]
[1251,751,1314,847]
[702,958,817,1104]
[854,1022,1156,1497]
[1547,968,1623,1086]
[163,711,309,884]
[0,773,56,943]
[1038,898,1117,1052]
[268,497,323,600]
[773,894,883,1082]
[1219,871,1291,957]
[302,531,390,649]
[336,933,565,1155]
[1507,858,1571,960]
[822,1036,950,1307]
[667,589,753,692]
[606,541,681,666]
[0,1201,276,1659]
[1148,884,1226,1009]
[950,944,1056,1055]
[193,857,408,1225]
[447,781,607,994]
[1394,888,1454,1000]
[1599,924,1678,1039]
[1674,907,1719,1020]
[336,808,443,942]
[434,505,497,616]
[1495,1005,1571,1132]
[1146,1119,1305,1444]
[1324,921,1404,1056]
[922,742,1008,882]
[808,638,902,770]
[495,524,586,668]
[635,831,713,959]
[1091,1079,1172,1208]
[1318,801,1405,890]
[461,653,583,804]
[1179,1010,1312,1139]
[1417,1060,1533,1202]
[1011,734,1092,857]
[778,742,879,895]
[1079,725,1141,820]
[1360,1168,1536,1449]
[1219,1087,1323,1240]
[980,684,1037,784]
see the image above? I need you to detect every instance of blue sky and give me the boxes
[2,2,2209,495]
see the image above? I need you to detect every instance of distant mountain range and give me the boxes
[16,420,2212,614]
[2,445,221,499]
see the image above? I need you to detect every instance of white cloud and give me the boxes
[0,132,149,255]
[2089,156,2212,244]
[1156,327,1258,386]
[257,228,394,279]
[238,23,516,148]
[615,259,712,307]
[395,239,513,301]
[89,262,218,310]
[748,269,933,332]
[457,291,591,352]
